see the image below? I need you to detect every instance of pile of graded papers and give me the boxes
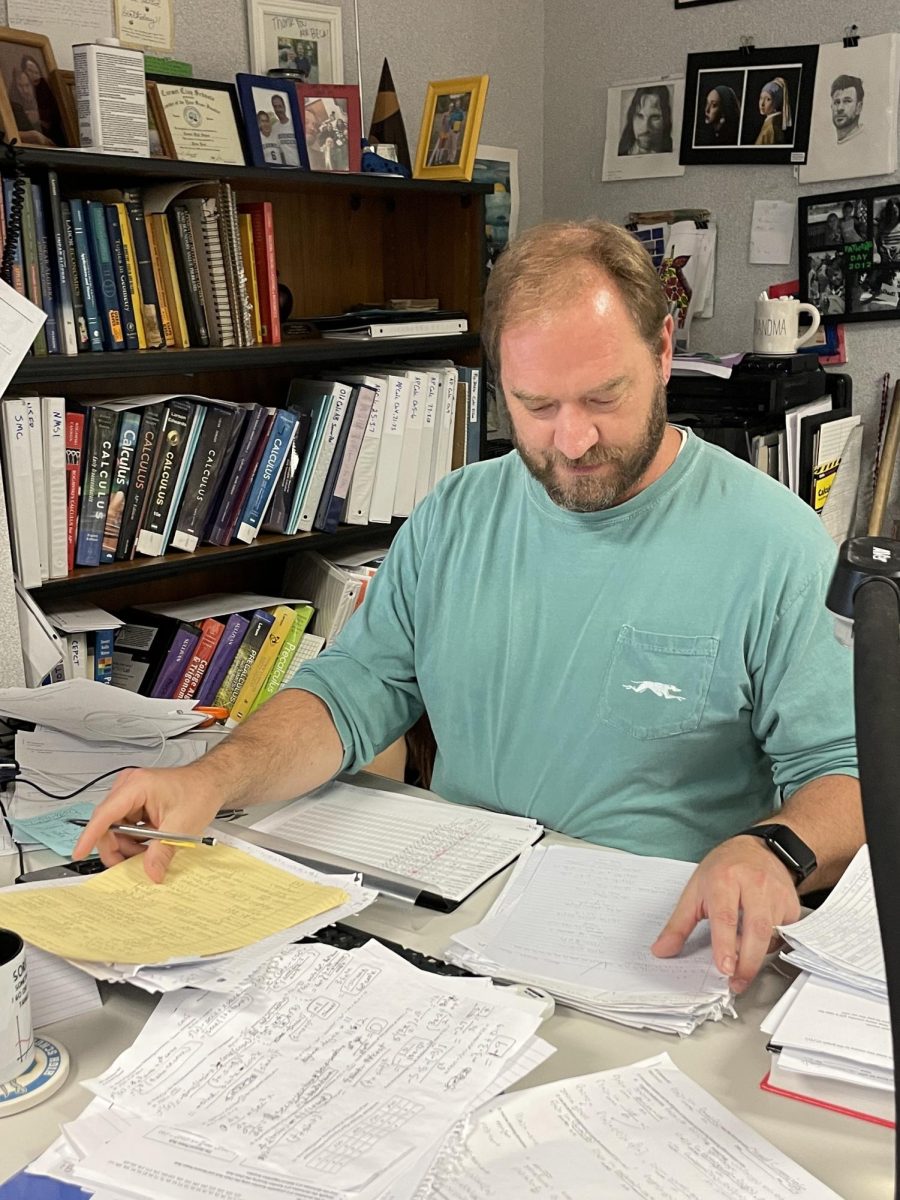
[762,846,893,1126]
[414,1054,842,1199]
[0,828,377,995]
[446,844,734,1034]
[27,938,552,1200]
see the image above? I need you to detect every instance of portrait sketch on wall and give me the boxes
[800,33,900,184]
[602,77,685,181]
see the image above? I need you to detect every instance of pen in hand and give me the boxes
[67,819,215,849]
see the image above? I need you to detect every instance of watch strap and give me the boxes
[736,823,817,884]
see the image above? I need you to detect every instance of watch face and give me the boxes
[759,825,816,881]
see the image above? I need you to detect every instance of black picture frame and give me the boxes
[145,73,249,167]
[680,44,819,166]
[799,184,900,325]
[674,0,737,7]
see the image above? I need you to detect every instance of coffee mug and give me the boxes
[753,297,822,355]
[0,928,34,1085]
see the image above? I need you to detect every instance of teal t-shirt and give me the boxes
[295,431,857,862]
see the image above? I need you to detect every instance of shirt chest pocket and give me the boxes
[600,625,719,739]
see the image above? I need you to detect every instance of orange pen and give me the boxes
[193,706,230,727]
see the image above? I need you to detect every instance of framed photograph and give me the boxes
[295,83,360,172]
[800,33,900,185]
[237,72,307,168]
[147,74,247,166]
[675,0,737,6]
[414,75,489,181]
[146,80,176,159]
[0,27,75,148]
[54,68,78,146]
[248,0,343,83]
[473,145,519,269]
[680,44,819,165]
[799,184,900,324]
[602,77,685,182]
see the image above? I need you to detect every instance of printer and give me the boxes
[667,354,852,462]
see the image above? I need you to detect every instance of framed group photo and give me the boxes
[247,0,343,83]
[800,185,900,323]
[295,83,360,172]
[414,74,489,181]
[237,72,307,167]
[0,26,77,148]
[680,44,819,165]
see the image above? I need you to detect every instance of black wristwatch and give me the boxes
[735,823,817,885]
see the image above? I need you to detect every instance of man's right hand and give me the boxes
[72,764,222,883]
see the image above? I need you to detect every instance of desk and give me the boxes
[0,789,893,1197]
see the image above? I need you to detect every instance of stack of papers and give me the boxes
[26,938,551,1200]
[245,780,544,907]
[0,829,377,996]
[446,845,734,1034]
[415,1054,842,1199]
[762,847,893,1126]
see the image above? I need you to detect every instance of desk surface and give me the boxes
[0,795,892,1198]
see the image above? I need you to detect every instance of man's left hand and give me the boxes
[651,836,802,993]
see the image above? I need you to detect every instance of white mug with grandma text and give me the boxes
[0,928,34,1085]
[753,296,822,355]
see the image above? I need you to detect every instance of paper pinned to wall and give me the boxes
[7,0,114,70]
[750,199,795,264]
[114,0,174,52]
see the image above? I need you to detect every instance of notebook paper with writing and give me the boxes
[245,779,543,909]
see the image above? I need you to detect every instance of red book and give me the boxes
[64,411,85,572]
[239,202,280,345]
[174,617,226,700]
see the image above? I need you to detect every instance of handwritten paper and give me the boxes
[0,844,348,963]
[8,0,113,70]
[10,799,96,855]
[749,199,795,265]
[114,0,173,51]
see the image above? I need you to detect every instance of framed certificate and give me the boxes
[147,74,247,166]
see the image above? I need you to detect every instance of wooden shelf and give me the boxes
[14,335,481,384]
[21,147,493,197]
[34,521,405,599]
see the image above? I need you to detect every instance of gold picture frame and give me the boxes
[413,74,489,181]
[0,26,76,148]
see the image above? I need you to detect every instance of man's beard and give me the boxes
[513,375,668,512]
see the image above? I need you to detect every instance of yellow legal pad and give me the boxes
[0,845,348,964]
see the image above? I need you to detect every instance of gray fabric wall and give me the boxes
[543,0,900,525]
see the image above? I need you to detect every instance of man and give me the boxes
[256,110,284,164]
[76,220,862,997]
[618,86,673,156]
[830,74,864,144]
[270,93,300,166]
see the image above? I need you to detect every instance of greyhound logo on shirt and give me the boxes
[622,681,687,701]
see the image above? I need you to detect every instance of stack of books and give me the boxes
[8,169,279,355]
[0,361,479,586]
[762,847,893,1127]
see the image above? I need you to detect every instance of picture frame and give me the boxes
[602,77,685,182]
[799,184,900,325]
[414,75,489,181]
[0,26,75,148]
[236,72,308,168]
[146,80,176,159]
[674,0,737,7]
[295,83,360,172]
[146,74,247,166]
[473,145,519,270]
[680,44,819,166]
[248,0,343,84]
[54,68,79,146]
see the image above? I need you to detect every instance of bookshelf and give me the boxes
[7,149,490,612]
